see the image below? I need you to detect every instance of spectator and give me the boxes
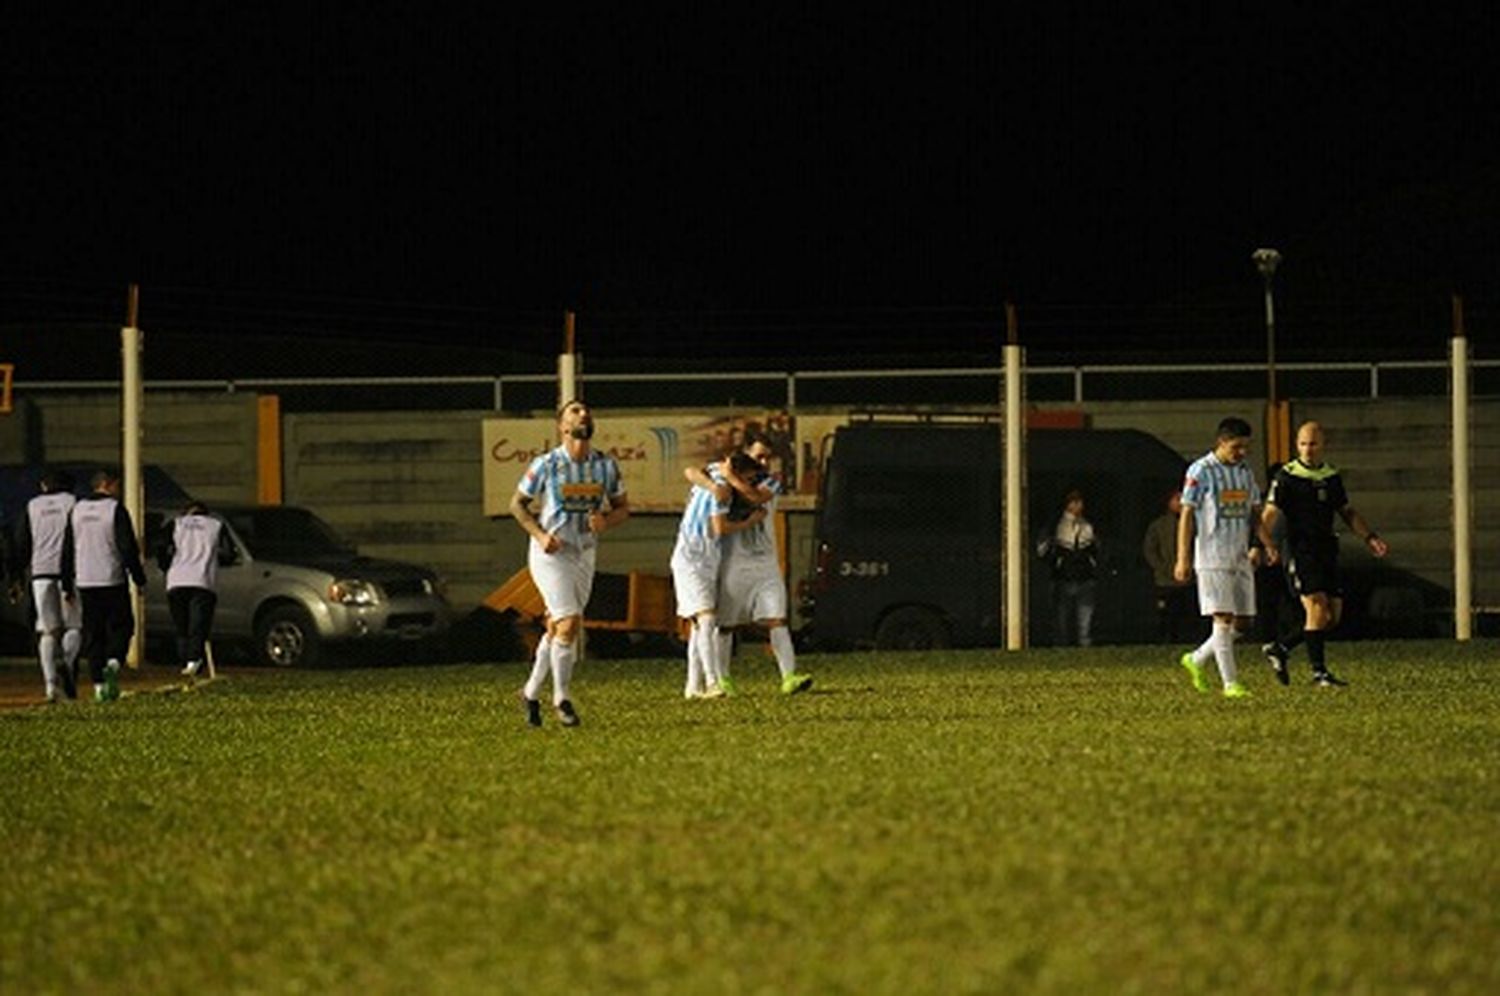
[1142,488,1194,642]
[1037,489,1099,647]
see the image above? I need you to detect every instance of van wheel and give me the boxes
[256,605,322,668]
[875,607,950,650]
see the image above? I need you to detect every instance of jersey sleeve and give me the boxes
[604,456,627,500]
[1181,461,1204,508]
[517,454,548,497]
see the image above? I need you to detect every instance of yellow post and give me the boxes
[257,395,283,505]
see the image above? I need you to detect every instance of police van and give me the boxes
[799,420,1188,648]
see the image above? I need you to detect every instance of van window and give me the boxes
[830,466,983,534]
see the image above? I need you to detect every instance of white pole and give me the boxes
[1451,297,1472,641]
[1004,303,1025,651]
[122,285,146,669]
[558,310,579,408]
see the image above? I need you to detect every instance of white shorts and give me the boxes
[32,578,82,633]
[1196,566,1256,617]
[670,538,721,619]
[718,554,787,627]
[528,540,597,619]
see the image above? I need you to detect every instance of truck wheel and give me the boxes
[256,605,322,668]
[875,606,950,650]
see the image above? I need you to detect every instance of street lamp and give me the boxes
[1252,248,1282,404]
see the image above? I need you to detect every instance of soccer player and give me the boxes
[62,468,147,703]
[1260,421,1388,687]
[14,469,83,701]
[510,400,630,727]
[1173,417,1276,698]
[673,452,765,699]
[158,501,226,678]
[709,433,814,694]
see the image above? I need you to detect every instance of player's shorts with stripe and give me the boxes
[1196,564,1256,617]
[717,555,787,627]
[1286,537,1342,597]
[528,540,597,619]
[670,538,721,619]
[32,578,82,633]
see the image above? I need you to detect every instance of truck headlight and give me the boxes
[328,580,380,606]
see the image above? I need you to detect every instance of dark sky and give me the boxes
[3,8,1497,376]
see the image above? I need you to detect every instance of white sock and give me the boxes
[62,629,82,670]
[550,639,576,705]
[717,629,733,681]
[1191,633,1215,665]
[695,616,722,688]
[523,635,552,700]
[38,632,59,690]
[1212,621,1239,686]
[769,626,797,679]
[684,631,703,696]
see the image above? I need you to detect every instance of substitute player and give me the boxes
[709,433,813,695]
[13,469,82,701]
[510,400,629,727]
[1260,421,1388,687]
[1174,417,1276,698]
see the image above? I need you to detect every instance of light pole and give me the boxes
[1252,248,1282,404]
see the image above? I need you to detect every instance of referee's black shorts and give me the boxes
[1286,537,1342,598]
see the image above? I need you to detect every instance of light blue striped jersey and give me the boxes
[1181,450,1262,570]
[724,471,781,559]
[517,445,626,550]
[676,465,730,545]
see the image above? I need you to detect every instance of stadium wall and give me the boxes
[9,391,1498,622]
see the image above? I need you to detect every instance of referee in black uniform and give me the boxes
[1260,421,1389,686]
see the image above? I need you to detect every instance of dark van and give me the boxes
[799,422,1188,648]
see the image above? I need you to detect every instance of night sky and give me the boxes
[4,8,1497,377]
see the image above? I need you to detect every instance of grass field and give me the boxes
[2,640,1497,994]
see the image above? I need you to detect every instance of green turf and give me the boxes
[2,641,1497,994]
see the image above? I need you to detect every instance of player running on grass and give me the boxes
[1174,417,1277,699]
[510,400,630,727]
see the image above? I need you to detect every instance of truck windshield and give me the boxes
[225,507,357,560]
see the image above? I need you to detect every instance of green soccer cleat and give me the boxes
[780,672,814,695]
[718,675,738,697]
[1222,681,1252,699]
[103,661,122,702]
[1179,652,1208,693]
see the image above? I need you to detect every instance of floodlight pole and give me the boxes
[1253,248,1282,406]
[1451,294,1472,641]
[558,310,579,409]
[1003,301,1025,651]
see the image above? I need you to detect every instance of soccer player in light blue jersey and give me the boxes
[510,400,630,727]
[711,433,814,695]
[672,452,765,698]
[1173,416,1277,698]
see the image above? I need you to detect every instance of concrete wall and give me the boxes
[5,391,260,504]
[17,389,1498,620]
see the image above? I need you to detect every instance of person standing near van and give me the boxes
[1037,489,1099,646]
[1260,421,1388,687]
[1173,417,1275,699]
[158,501,224,678]
[62,468,147,703]
[510,400,630,727]
[14,469,83,701]
[1142,488,1194,642]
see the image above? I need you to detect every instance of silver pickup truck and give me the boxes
[145,503,453,667]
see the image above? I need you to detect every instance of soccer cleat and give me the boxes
[103,661,121,702]
[1312,670,1347,688]
[556,700,581,727]
[1262,642,1290,686]
[1179,652,1208,693]
[780,672,814,695]
[59,665,78,700]
[699,686,727,700]
[181,659,204,678]
[717,675,738,697]
[1222,681,1252,699]
[44,685,59,704]
[94,685,107,703]
[517,690,542,727]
